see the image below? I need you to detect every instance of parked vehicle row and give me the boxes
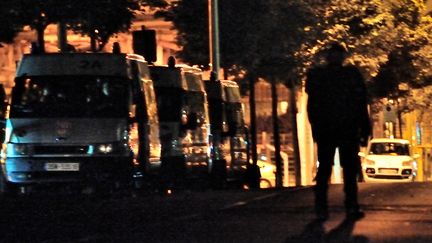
[0,46,252,195]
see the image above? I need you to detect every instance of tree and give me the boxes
[158,0,317,81]
[0,1,25,44]
[161,0,432,94]
[156,0,209,68]
[0,0,168,52]
[160,0,432,186]
[308,1,432,94]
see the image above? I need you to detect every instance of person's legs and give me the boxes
[314,140,336,220]
[339,140,364,219]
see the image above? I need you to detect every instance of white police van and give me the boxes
[0,52,161,194]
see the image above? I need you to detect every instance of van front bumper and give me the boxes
[2,156,133,184]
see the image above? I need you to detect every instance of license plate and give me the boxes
[379,168,398,174]
[45,163,80,171]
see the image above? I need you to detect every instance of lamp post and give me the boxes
[208,0,220,79]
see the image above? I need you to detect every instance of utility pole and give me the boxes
[208,0,260,188]
[208,0,220,79]
[289,79,302,186]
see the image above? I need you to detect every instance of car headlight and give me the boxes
[363,158,375,166]
[97,144,113,154]
[402,160,413,167]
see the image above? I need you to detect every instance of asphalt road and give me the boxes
[1,182,432,242]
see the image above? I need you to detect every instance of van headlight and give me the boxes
[363,158,375,166]
[97,144,114,154]
[9,144,30,155]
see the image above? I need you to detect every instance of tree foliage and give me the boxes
[161,0,432,110]
[0,0,168,51]
[156,0,209,67]
[312,0,432,113]
[67,0,140,51]
[158,0,317,81]
[0,1,24,43]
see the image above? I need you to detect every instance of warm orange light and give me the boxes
[129,122,139,165]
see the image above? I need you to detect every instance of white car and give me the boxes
[359,138,419,182]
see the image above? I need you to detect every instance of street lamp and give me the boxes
[208,0,220,80]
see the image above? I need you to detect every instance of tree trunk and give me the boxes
[36,24,45,53]
[271,77,283,188]
[58,21,68,52]
[247,73,260,189]
[288,79,302,186]
[90,34,97,53]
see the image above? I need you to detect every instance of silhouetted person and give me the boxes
[306,42,371,221]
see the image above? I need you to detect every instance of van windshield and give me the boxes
[369,142,410,156]
[185,91,206,113]
[226,102,244,128]
[10,76,130,118]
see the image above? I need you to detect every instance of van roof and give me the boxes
[16,53,134,77]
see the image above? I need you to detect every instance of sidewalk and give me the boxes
[272,182,432,243]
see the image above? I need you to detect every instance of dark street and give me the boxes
[1,1,432,243]
[2,182,432,242]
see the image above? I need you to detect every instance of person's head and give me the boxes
[325,42,348,66]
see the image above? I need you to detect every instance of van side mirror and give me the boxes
[180,112,199,131]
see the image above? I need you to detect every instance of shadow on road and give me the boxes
[285,218,369,243]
